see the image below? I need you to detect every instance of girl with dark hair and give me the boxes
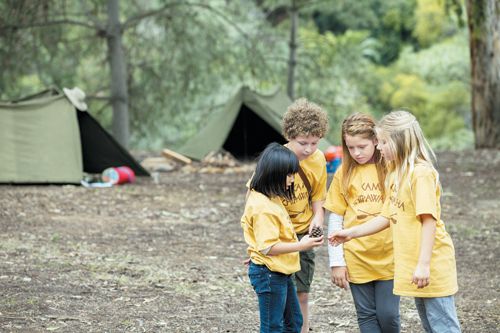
[242,142,324,333]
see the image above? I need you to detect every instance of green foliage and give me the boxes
[428,128,473,151]
[310,0,417,64]
[385,79,472,150]
[295,26,378,143]
[375,33,471,149]
[125,1,283,149]
[413,0,461,48]
[0,0,472,151]
[395,33,470,86]
[413,0,446,47]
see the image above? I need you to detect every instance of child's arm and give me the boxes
[309,200,325,232]
[412,214,436,288]
[267,235,324,255]
[329,215,389,246]
[309,161,328,232]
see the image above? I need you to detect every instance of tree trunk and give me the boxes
[466,0,500,148]
[106,0,129,147]
[287,0,298,100]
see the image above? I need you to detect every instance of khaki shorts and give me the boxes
[293,233,316,293]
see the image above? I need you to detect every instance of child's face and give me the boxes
[344,134,376,165]
[287,135,320,161]
[286,174,295,189]
[376,133,394,161]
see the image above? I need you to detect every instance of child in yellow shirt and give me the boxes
[242,142,324,333]
[330,111,461,333]
[324,113,400,332]
[281,98,329,333]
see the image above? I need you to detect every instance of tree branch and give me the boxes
[123,2,250,40]
[266,55,322,73]
[77,0,107,32]
[87,95,111,101]
[297,0,333,10]
[0,19,99,31]
[122,2,182,29]
[122,1,272,79]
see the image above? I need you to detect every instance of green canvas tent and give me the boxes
[178,86,332,160]
[0,89,149,184]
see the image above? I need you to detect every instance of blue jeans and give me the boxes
[414,296,461,333]
[350,280,401,333]
[248,262,303,333]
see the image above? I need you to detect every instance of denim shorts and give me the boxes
[293,233,316,293]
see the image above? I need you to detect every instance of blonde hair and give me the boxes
[282,98,329,140]
[341,113,386,197]
[375,110,436,190]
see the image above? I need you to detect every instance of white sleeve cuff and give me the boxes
[327,212,346,267]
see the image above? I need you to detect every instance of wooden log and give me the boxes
[162,148,192,164]
[141,157,176,172]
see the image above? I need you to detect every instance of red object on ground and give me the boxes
[101,166,136,184]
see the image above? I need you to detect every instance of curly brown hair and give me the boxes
[282,98,329,140]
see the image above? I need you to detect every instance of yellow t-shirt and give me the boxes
[324,163,394,283]
[381,164,458,297]
[241,190,300,275]
[246,148,327,235]
[281,149,327,234]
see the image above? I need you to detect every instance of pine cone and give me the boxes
[310,226,323,238]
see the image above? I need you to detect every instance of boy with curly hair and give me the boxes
[282,98,329,333]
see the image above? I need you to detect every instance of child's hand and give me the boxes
[308,221,323,235]
[299,234,324,250]
[328,230,352,246]
[330,266,350,290]
[412,263,430,288]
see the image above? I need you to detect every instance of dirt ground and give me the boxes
[0,149,499,332]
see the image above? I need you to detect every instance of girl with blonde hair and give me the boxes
[330,110,461,333]
[324,113,400,332]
